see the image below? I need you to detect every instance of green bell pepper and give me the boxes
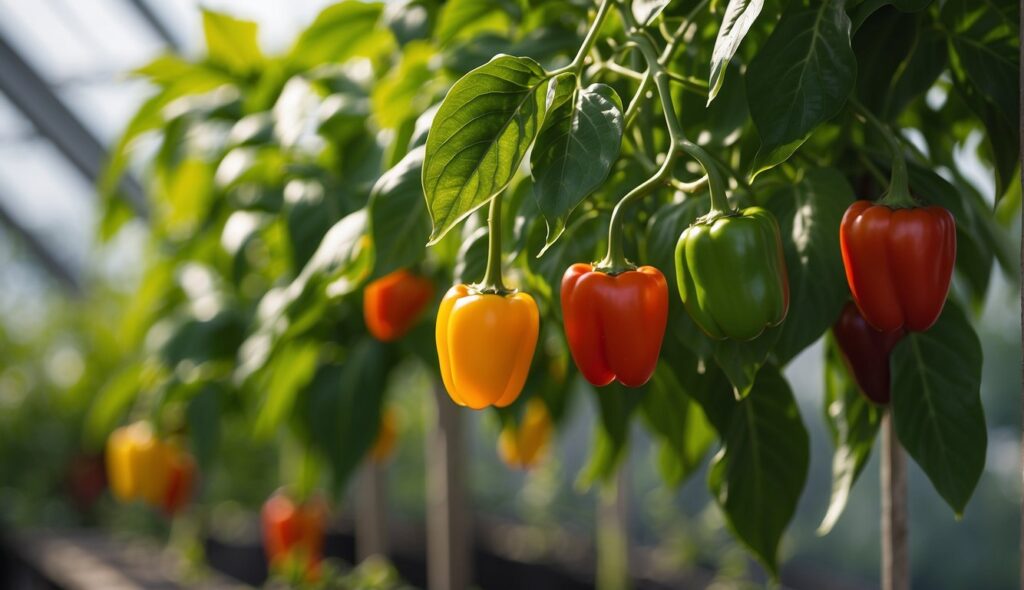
[674,207,789,341]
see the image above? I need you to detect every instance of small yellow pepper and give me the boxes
[370,407,398,463]
[436,284,539,409]
[498,398,553,469]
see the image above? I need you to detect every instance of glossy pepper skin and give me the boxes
[832,302,905,405]
[840,201,956,332]
[561,264,668,387]
[436,284,539,409]
[498,398,553,470]
[675,207,789,340]
[261,490,327,578]
[363,269,434,341]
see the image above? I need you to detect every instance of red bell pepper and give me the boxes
[261,490,327,579]
[840,201,955,332]
[561,263,668,387]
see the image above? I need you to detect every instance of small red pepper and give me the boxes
[561,263,668,387]
[840,201,955,332]
[161,449,196,515]
[832,302,905,405]
[261,490,327,580]
[363,269,434,341]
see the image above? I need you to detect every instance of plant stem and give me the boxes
[851,99,915,208]
[564,0,614,73]
[599,0,731,271]
[479,194,507,293]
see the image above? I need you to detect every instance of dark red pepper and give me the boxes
[832,302,905,404]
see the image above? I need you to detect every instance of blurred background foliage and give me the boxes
[0,0,1018,588]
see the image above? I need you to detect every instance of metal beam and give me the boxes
[124,0,180,51]
[0,196,81,295]
[0,35,148,218]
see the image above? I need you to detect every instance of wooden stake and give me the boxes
[881,412,909,590]
[426,382,470,590]
[596,460,630,590]
[355,462,388,561]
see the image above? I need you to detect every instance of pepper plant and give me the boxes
[97,0,1018,578]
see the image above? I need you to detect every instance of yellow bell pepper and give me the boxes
[436,284,539,409]
[106,424,140,501]
[498,398,553,469]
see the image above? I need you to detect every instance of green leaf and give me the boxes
[712,326,781,398]
[254,340,320,439]
[708,364,809,578]
[187,385,222,472]
[83,362,144,448]
[745,0,856,155]
[642,362,716,486]
[709,0,765,103]
[284,178,338,269]
[890,303,986,516]
[422,55,550,243]
[369,146,431,276]
[749,135,809,180]
[577,380,646,489]
[817,335,881,535]
[883,27,947,119]
[766,168,853,364]
[633,0,671,25]
[942,0,1020,198]
[435,0,513,46]
[298,208,374,300]
[201,9,263,74]
[531,78,623,251]
[286,1,387,70]
[371,42,440,129]
[306,339,393,493]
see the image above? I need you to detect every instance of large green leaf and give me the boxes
[642,362,716,487]
[709,0,765,103]
[369,146,431,276]
[708,364,809,577]
[943,0,1020,199]
[745,0,856,160]
[422,55,551,243]
[286,1,387,70]
[766,167,853,364]
[891,303,986,516]
[201,9,263,75]
[254,340,320,439]
[817,335,881,535]
[306,339,392,493]
[435,0,514,46]
[531,78,623,251]
[371,42,441,130]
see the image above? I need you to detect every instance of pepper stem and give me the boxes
[596,1,732,273]
[851,99,915,208]
[479,193,508,293]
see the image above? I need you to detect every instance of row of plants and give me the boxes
[71,0,1021,584]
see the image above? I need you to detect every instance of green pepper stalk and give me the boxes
[850,98,915,208]
[478,193,508,294]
